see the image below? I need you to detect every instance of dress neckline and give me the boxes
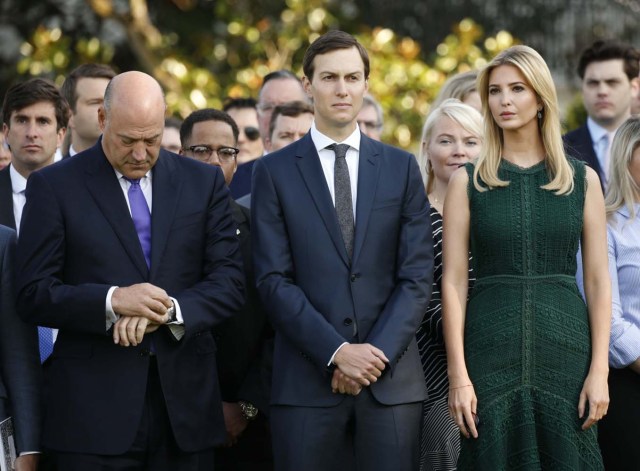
[500,158,546,174]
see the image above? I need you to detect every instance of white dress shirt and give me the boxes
[105,170,185,338]
[309,123,362,364]
[310,122,361,220]
[9,164,27,235]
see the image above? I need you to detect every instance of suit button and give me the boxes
[343,318,353,326]
[350,274,356,282]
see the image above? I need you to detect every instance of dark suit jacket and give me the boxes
[15,141,244,455]
[563,124,605,190]
[229,159,255,199]
[252,133,433,407]
[0,225,41,454]
[213,201,272,413]
[0,166,16,230]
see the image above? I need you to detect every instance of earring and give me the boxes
[537,109,542,119]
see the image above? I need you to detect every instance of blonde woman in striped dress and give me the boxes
[416,99,482,470]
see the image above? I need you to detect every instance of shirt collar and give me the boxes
[310,122,361,153]
[9,164,27,194]
[587,117,610,144]
[114,168,152,183]
[616,203,640,219]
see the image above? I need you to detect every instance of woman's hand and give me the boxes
[448,383,478,438]
[578,369,609,430]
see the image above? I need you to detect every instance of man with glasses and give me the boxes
[356,94,384,141]
[223,98,264,199]
[180,108,274,470]
[256,70,309,150]
[223,98,264,165]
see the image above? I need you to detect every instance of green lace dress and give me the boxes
[458,159,604,470]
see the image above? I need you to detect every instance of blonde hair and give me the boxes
[605,117,640,221]
[474,45,574,194]
[418,98,483,191]
[431,71,479,109]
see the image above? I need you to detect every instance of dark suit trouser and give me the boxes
[215,414,273,471]
[271,388,421,471]
[54,358,215,471]
[598,366,640,471]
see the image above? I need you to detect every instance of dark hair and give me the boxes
[180,108,239,146]
[223,97,257,112]
[164,116,183,131]
[302,30,370,81]
[260,70,300,91]
[2,78,70,130]
[577,40,640,80]
[269,101,314,138]
[60,63,116,112]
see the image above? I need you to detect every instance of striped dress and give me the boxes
[417,205,475,471]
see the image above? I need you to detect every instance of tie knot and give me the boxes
[327,143,350,159]
[124,177,141,186]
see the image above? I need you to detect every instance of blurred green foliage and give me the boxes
[9,0,515,151]
[563,92,588,133]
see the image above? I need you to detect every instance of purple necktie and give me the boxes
[125,178,151,268]
[38,326,54,363]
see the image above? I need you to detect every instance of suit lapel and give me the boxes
[149,152,180,280]
[578,126,602,175]
[0,167,16,230]
[353,135,381,264]
[295,135,350,266]
[84,145,149,279]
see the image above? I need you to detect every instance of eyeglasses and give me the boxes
[242,126,261,141]
[357,120,382,130]
[183,145,239,163]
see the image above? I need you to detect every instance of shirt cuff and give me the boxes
[327,342,349,367]
[105,286,119,331]
[19,451,41,456]
[166,297,185,341]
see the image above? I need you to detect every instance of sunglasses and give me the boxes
[242,126,261,141]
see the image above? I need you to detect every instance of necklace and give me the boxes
[429,193,444,205]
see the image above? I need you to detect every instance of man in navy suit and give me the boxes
[0,225,41,471]
[0,78,69,232]
[563,40,639,190]
[252,31,433,470]
[179,108,274,469]
[16,71,244,470]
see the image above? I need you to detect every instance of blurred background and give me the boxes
[1,0,639,150]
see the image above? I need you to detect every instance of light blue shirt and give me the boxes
[587,117,613,185]
[579,204,640,368]
[606,205,640,368]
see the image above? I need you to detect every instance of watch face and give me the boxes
[240,401,258,419]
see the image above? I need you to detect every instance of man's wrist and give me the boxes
[238,401,258,421]
[166,300,176,323]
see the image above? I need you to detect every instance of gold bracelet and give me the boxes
[449,384,473,390]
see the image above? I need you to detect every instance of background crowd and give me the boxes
[0,16,638,471]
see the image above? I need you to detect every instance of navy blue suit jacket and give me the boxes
[0,225,41,454]
[0,166,16,230]
[15,142,244,455]
[563,124,605,190]
[252,132,433,407]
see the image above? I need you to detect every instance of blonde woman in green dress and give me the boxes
[442,45,611,469]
